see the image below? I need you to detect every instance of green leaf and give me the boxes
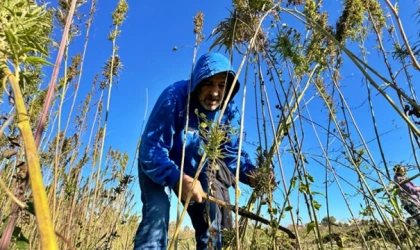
[200,122,207,128]
[312,200,321,210]
[24,56,53,66]
[270,219,278,228]
[372,188,384,195]
[4,29,19,59]
[285,206,293,211]
[29,6,44,16]
[24,36,48,55]
[301,154,309,164]
[291,176,297,189]
[2,6,16,16]
[312,191,326,197]
[0,49,10,55]
[298,183,308,194]
[306,221,315,233]
[271,208,278,215]
[389,210,398,218]
[15,239,29,249]
[18,47,36,57]
[17,234,29,243]
[390,195,400,212]
[11,227,29,249]
[391,188,400,196]
[307,174,314,183]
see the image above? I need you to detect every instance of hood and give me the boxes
[191,52,240,104]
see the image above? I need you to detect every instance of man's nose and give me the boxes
[211,87,220,96]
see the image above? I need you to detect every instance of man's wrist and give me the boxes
[168,168,182,189]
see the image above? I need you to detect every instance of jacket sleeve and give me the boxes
[403,180,420,195]
[138,86,181,188]
[396,175,419,195]
[222,101,256,185]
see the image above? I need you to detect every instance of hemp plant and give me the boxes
[195,108,239,248]
[86,0,128,247]
[0,0,59,249]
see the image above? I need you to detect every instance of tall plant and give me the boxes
[0,0,58,249]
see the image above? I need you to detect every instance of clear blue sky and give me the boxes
[47,0,420,229]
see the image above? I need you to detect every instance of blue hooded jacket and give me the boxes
[138,53,256,188]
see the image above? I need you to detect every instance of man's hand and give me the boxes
[248,168,275,188]
[174,174,205,203]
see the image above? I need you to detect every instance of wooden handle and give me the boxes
[200,191,296,239]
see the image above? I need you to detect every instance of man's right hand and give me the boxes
[174,174,204,203]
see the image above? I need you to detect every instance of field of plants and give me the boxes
[1,0,420,249]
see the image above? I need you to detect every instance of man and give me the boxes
[134,53,263,249]
[393,164,420,227]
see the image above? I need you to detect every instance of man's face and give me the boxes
[198,73,227,111]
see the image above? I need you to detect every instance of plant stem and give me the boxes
[4,67,58,249]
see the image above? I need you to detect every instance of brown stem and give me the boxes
[0,201,21,250]
[55,231,76,250]
[34,0,78,146]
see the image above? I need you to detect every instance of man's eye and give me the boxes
[219,84,226,88]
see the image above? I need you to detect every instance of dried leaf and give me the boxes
[2,149,17,159]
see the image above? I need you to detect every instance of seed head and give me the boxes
[194,11,204,44]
